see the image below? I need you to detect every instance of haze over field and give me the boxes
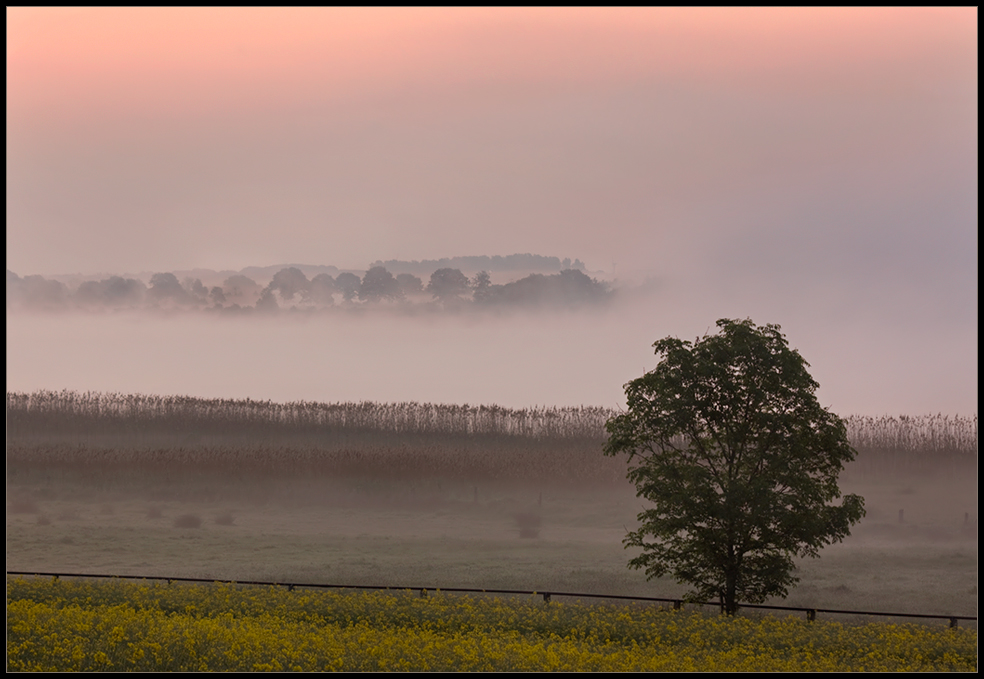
[6,8,977,416]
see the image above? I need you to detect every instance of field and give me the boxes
[7,577,977,671]
[5,392,979,669]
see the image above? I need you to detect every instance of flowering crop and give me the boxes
[7,577,977,672]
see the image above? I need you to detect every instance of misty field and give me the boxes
[5,391,978,670]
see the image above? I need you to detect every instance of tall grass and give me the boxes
[5,391,977,484]
[5,391,620,485]
[6,390,611,438]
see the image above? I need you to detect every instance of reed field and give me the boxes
[6,390,979,670]
[6,576,977,672]
[5,390,977,482]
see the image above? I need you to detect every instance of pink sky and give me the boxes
[7,7,975,275]
[9,8,973,133]
[5,8,977,415]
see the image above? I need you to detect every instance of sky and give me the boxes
[5,8,978,416]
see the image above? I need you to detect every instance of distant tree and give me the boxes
[182,278,209,305]
[308,273,336,306]
[105,276,147,305]
[6,270,21,307]
[222,274,263,307]
[12,275,69,310]
[75,276,146,308]
[266,267,311,303]
[427,268,471,302]
[396,273,424,296]
[471,270,497,305]
[334,272,362,303]
[360,266,402,303]
[255,288,279,313]
[604,319,865,616]
[147,273,194,306]
[488,270,609,307]
[555,269,610,305]
[494,273,547,306]
[209,286,226,306]
[222,275,258,295]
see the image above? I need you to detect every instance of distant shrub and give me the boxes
[515,512,542,539]
[174,514,202,529]
[214,512,235,526]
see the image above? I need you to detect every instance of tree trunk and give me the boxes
[724,568,738,616]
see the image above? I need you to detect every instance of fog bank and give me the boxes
[6,285,976,416]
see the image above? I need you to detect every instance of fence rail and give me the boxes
[7,570,976,628]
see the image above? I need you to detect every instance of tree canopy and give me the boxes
[426,268,471,302]
[334,272,362,303]
[359,266,402,303]
[604,318,865,615]
[266,267,311,302]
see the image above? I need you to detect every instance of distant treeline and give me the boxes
[6,392,977,484]
[6,262,610,314]
[368,254,585,276]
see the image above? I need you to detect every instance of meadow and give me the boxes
[5,391,978,670]
[6,576,977,671]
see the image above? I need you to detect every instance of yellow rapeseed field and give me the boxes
[6,576,977,672]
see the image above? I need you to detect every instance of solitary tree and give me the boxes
[604,318,864,615]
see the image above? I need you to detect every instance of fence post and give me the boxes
[542,593,551,603]
[950,617,958,629]
[674,600,682,610]
[807,609,816,622]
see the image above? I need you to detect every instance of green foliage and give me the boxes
[605,319,865,615]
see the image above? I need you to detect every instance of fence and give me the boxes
[7,570,976,629]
